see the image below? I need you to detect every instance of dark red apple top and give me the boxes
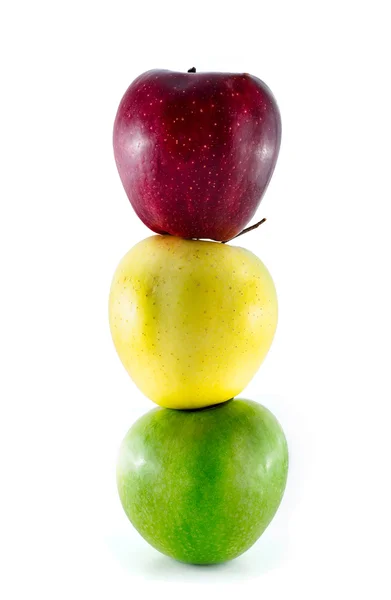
[113,69,281,241]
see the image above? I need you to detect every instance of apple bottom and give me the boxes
[117,398,288,565]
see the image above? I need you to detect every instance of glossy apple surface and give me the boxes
[117,398,288,564]
[113,69,281,241]
[109,235,278,409]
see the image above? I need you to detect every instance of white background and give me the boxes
[1,1,391,598]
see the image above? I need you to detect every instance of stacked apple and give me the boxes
[109,69,288,565]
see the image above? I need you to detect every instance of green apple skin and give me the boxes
[117,399,288,565]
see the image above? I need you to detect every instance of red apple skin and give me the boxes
[113,69,281,241]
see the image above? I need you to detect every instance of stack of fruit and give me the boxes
[109,69,288,565]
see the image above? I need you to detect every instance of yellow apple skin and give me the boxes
[109,235,278,409]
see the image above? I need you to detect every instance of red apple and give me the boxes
[113,69,281,241]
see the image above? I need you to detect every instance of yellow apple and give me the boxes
[109,235,277,409]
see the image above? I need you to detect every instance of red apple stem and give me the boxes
[222,218,267,243]
[188,67,196,73]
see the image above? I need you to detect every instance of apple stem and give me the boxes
[188,67,196,73]
[222,218,267,243]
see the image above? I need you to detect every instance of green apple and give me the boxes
[109,235,278,409]
[117,398,288,564]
